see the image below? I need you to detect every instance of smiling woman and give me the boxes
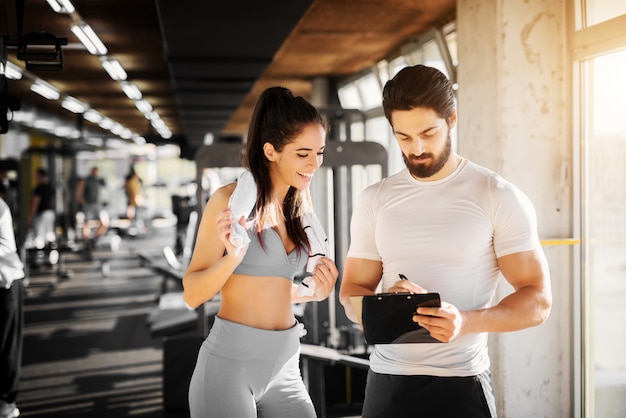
[182,86,339,418]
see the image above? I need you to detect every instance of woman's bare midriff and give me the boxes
[217,274,297,330]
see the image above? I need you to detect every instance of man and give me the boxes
[339,65,552,418]
[27,167,56,249]
[76,166,109,243]
[0,185,25,418]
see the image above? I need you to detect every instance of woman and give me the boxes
[183,86,338,417]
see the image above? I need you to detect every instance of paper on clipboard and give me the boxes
[350,292,442,344]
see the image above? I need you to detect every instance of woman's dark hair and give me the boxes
[245,86,328,250]
[382,65,456,126]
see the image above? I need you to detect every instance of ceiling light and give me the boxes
[85,137,104,147]
[110,122,123,135]
[159,129,172,139]
[12,110,35,125]
[99,117,114,130]
[61,96,87,113]
[45,0,75,13]
[71,23,107,55]
[120,128,132,139]
[33,119,55,130]
[84,109,103,124]
[31,79,60,100]
[151,118,166,130]
[134,99,152,113]
[122,82,142,100]
[146,111,160,120]
[101,58,127,81]
[4,62,23,80]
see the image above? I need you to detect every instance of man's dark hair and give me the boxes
[382,65,456,126]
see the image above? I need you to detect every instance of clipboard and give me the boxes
[350,292,442,344]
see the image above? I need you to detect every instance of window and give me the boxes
[581,48,626,418]
[584,1,626,27]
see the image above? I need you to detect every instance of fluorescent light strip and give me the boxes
[61,96,87,113]
[122,82,142,100]
[110,122,123,135]
[46,0,75,13]
[4,62,23,80]
[71,23,107,55]
[101,58,127,81]
[84,109,103,124]
[58,0,75,13]
[159,129,172,139]
[99,117,114,130]
[120,128,132,139]
[40,2,149,144]
[31,79,61,100]
[134,99,153,113]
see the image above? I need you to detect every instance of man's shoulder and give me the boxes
[462,160,512,187]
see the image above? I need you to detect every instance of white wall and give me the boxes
[457,0,573,416]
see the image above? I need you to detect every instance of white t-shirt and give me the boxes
[0,198,24,288]
[347,159,541,376]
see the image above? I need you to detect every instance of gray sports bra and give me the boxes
[232,226,307,281]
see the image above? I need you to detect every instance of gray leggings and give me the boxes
[188,316,316,418]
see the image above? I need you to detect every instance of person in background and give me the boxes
[339,65,552,418]
[183,86,338,417]
[124,166,145,233]
[27,167,56,249]
[76,166,109,245]
[0,184,25,418]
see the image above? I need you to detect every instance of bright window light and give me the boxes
[357,73,382,110]
[338,83,361,109]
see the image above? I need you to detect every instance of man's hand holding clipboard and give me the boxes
[349,291,442,344]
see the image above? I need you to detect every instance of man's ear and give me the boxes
[448,108,457,130]
[263,142,277,161]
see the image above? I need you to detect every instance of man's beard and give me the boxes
[403,134,452,179]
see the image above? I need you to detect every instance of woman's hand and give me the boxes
[216,208,249,262]
[311,256,339,301]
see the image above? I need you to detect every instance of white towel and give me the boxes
[228,170,256,252]
[228,170,329,296]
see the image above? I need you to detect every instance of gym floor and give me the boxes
[18,226,190,418]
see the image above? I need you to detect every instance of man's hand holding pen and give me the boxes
[389,274,466,343]
[386,273,428,294]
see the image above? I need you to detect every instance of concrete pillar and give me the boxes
[457,0,572,416]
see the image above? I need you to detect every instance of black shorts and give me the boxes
[362,369,496,418]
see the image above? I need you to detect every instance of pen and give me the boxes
[399,274,408,281]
